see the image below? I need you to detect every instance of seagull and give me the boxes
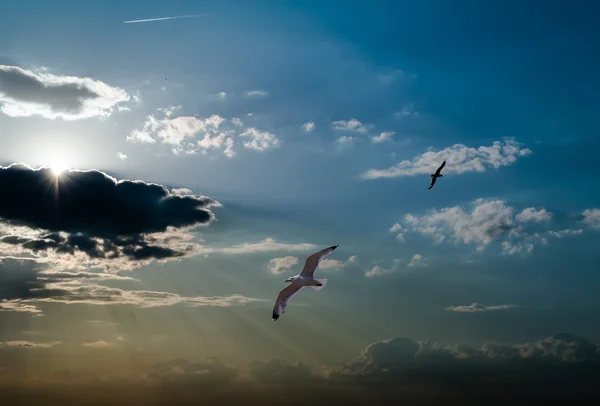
[272,244,339,321]
[428,161,446,190]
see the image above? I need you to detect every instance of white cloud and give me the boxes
[361,138,532,179]
[408,254,425,267]
[400,199,585,256]
[389,223,405,241]
[0,65,131,120]
[365,259,401,278]
[303,121,315,132]
[371,131,395,143]
[268,256,299,273]
[240,127,280,151]
[446,303,522,313]
[219,92,227,99]
[516,207,552,223]
[117,152,127,160]
[404,199,515,251]
[245,90,268,97]
[582,209,600,229]
[331,118,368,133]
[336,135,354,144]
[128,109,278,157]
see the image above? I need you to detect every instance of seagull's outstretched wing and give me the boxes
[434,160,446,176]
[428,176,437,189]
[300,245,339,278]
[272,283,302,320]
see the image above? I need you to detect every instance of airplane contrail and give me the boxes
[123,13,209,24]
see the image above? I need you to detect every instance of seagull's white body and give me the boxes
[272,244,338,321]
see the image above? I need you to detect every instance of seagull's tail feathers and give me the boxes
[311,278,328,291]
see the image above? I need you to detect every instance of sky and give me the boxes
[1,0,600,404]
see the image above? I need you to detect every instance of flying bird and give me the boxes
[272,244,339,321]
[428,161,446,189]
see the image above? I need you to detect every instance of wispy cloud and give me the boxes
[123,13,210,24]
[446,303,522,313]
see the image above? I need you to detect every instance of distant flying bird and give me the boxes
[272,244,339,321]
[428,161,446,190]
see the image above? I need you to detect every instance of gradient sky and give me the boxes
[1,0,600,401]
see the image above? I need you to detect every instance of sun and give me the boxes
[47,154,70,176]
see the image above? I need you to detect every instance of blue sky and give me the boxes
[1,0,600,398]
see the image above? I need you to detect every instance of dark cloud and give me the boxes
[248,359,319,384]
[331,333,600,384]
[144,357,236,386]
[0,164,219,262]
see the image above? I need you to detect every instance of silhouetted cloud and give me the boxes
[144,357,236,385]
[248,359,319,384]
[0,164,219,268]
[330,333,600,383]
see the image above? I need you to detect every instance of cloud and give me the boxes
[303,121,315,132]
[407,254,425,267]
[219,91,227,99]
[361,138,532,179]
[245,90,268,97]
[331,118,368,133]
[319,255,358,270]
[0,340,60,349]
[117,152,127,160]
[248,359,319,384]
[330,333,600,383]
[128,108,278,156]
[404,198,515,251]
[365,259,401,277]
[516,207,552,223]
[0,164,219,270]
[0,65,131,120]
[268,256,299,273]
[82,341,113,348]
[389,223,405,241]
[218,238,315,255]
[239,128,280,151]
[395,104,418,117]
[582,209,600,229]
[371,131,395,143]
[3,279,265,314]
[336,135,355,144]
[144,357,236,386]
[445,303,522,312]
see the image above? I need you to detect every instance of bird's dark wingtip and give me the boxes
[330,244,339,250]
[272,312,279,321]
